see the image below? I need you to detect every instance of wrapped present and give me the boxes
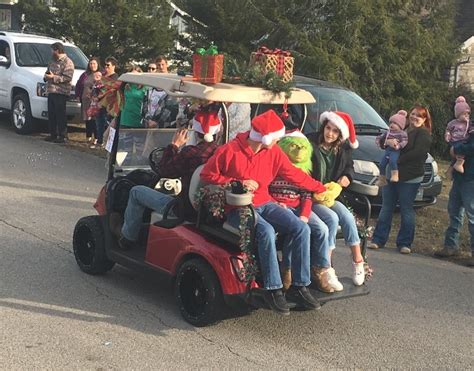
[250,46,294,83]
[192,43,224,84]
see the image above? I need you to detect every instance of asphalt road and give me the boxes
[0,119,473,369]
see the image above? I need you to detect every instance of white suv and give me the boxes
[0,31,88,134]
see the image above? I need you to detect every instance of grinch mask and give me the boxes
[278,136,313,174]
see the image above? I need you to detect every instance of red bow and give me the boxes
[256,46,291,57]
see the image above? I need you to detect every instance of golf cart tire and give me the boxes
[73,216,115,275]
[12,93,34,134]
[175,258,225,327]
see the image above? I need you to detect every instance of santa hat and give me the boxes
[389,110,408,130]
[319,111,359,149]
[249,109,286,145]
[192,110,222,142]
[454,96,471,118]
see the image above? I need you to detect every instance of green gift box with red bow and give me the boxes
[192,43,224,84]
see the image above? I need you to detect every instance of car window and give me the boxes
[14,42,88,69]
[300,85,388,134]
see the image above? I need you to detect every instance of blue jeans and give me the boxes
[227,202,311,290]
[122,185,173,241]
[379,148,400,172]
[372,181,420,248]
[284,208,331,268]
[444,179,474,253]
[95,109,108,144]
[312,201,361,249]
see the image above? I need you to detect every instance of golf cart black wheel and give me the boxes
[12,93,34,134]
[175,258,225,327]
[73,216,115,275]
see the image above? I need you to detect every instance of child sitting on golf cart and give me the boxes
[200,110,326,316]
[114,108,221,249]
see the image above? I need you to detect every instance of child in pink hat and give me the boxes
[445,96,472,175]
[375,110,409,186]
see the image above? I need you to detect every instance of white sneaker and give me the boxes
[352,261,365,286]
[327,268,343,292]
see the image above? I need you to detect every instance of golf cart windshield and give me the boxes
[115,128,176,170]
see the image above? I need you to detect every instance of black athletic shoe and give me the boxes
[53,137,66,143]
[263,289,290,316]
[286,286,321,310]
[44,136,57,142]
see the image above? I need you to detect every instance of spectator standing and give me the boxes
[92,56,119,148]
[369,105,432,254]
[121,65,147,128]
[155,55,168,73]
[75,57,100,142]
[44,42,74,143]
[436,98,474,266]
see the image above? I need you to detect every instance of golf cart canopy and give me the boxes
[118,73,316,104]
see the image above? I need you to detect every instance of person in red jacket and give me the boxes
[201,110,326,315]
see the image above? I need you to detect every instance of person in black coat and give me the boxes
[369,105,432,254]
[307,111,365,290]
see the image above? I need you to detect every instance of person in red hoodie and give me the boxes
[201,110,326,315]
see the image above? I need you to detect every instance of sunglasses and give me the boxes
[105,63,113,67]
[148,67,157,71]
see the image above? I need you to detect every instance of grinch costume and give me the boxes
[269,130,338,293]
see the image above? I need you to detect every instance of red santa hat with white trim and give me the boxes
[192,110,222,142]
[319,111,359,149]
[249,109,286,145]
[284,129,307,139]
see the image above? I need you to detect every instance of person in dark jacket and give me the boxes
[307,111,365,289]
[369,105,432,254]
[436,114,474,266]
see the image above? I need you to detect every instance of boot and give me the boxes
[311,266,334,293]
[375,175,387,187]
[281,268,292,292]
[390,169,399,182]
[453,158,465,174]
[109,212,124,239]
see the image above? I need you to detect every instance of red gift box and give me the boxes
[250,46,294,83]
[192,54,224,84]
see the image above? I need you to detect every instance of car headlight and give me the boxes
[431,160,438,176]
[353,159,380,176]
[37,82,47,97]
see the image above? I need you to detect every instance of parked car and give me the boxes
[0,31,88,134]
[253,75,442,209]
[73,73,369,327]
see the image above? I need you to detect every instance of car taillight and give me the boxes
[230,256,246,282]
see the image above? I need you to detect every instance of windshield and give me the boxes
[300,85,388,134]
[115,128,176,170]
[14,42,88,69]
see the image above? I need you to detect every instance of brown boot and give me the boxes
[390,170,399,182]
[282,268,292,292]
[109,212,124,239]
[311,267,334,293]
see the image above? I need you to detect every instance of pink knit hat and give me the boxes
[389,110,408,130]
[454,96,471,118]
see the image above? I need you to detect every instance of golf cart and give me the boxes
[73,73,369,326]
